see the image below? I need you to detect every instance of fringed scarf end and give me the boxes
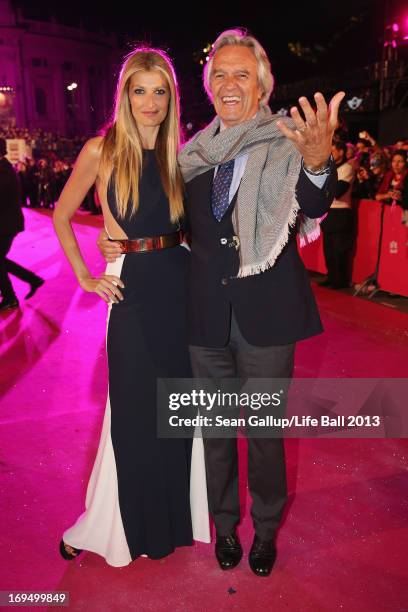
[298,223,321,248]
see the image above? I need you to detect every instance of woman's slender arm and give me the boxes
[53,137,124,303]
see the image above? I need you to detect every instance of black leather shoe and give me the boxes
[249,535,277,577]
[318,278,332,287]
[25,278,44,300]
[215,531,243,570]
[59,539,83,560]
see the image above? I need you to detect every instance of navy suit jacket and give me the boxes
[185,161,337,347]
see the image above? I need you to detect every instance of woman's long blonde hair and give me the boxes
[100,47,184,222]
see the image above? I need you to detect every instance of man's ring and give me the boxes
[298,125,307,132]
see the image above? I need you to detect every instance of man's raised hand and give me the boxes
[276,91,345,170]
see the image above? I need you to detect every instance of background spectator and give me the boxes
[352,152,388,200]
[375,150,408,210]
[0,137,44,311]
[320,141,356,289]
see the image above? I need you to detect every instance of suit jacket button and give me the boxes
[221,278,228,286]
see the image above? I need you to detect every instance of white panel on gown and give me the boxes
[63,256,210,567]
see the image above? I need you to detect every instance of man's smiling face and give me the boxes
[209,45,262,128]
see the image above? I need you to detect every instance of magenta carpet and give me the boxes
[1,208,407,612]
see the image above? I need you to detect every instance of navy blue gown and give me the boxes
[106,149,193,559]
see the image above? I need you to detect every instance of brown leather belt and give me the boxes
[110,230,184,254]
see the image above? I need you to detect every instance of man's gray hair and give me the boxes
[203,28,274,106]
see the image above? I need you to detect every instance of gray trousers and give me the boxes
[189,311,295,540]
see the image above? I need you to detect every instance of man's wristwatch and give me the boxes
[302,155,333,175]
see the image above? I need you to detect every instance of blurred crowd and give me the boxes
[0,126,85,160]
[333,123,408,208]
[318,124,408,292]
[14,156,100,214]
[16,158,71,209]
[0,127,100,214]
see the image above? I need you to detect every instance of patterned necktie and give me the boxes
[211,159,235,222]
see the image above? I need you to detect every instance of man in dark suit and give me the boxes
[0,138,44,312]
[177,29,343,577]
[98,29,344,578]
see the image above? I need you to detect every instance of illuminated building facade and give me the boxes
[0,0,119,136]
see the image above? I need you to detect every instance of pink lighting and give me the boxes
[392,22,399,32]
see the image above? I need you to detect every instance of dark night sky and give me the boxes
[13,0,402,81]
[11,0,408,123]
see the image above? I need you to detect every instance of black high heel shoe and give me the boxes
[59,539,83,560]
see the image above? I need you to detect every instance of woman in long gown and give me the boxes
[53,47,209,567]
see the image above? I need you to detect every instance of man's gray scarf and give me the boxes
[178,105,321,278]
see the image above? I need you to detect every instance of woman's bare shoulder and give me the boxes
[81,136,104,160]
